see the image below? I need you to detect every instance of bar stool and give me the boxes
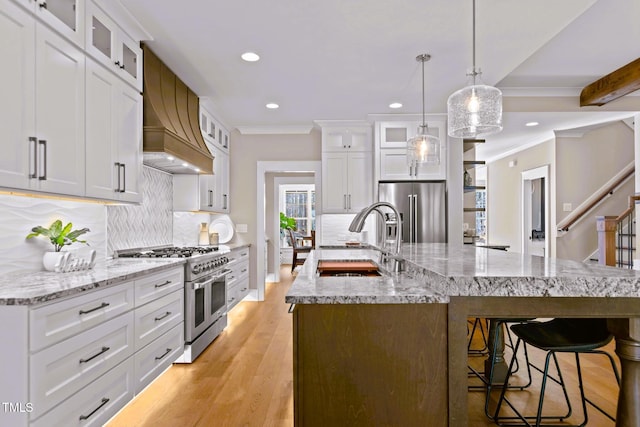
[468,318,535,419]
[493,318,621,426]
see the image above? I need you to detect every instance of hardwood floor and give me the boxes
[107,267,295,427]
[108,268,620,427]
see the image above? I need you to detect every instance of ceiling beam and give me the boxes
[580,57,640,106]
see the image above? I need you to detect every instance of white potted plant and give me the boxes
[26,220,90,271]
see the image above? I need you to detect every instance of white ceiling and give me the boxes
[119,0,640,161]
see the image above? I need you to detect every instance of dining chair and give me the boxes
[287,228,312,273]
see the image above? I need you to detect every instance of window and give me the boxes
[475,189,486,243]
[280,184,315,247]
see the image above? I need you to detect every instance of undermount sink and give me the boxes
[316,260,381,277]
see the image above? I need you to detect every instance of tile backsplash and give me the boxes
[0,166,227,274]
[107,167,173,254]
[0,194,107,274]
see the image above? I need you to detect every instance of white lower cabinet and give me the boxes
[226,246,250,311]
[134,322,183,394]
[0,266,185,427]
[29,312,135,419]
[134,290,183,351]
[30,357,135,427]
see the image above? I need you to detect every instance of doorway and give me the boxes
[256,161,322,300]
[521,165,550,256]
[273,178,315,282]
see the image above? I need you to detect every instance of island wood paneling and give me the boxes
[294,303,448,426]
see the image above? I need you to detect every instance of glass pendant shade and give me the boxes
[447,80,502,138]
[407,125,440,165]
[447,0,503,139]
[407,54,440,165]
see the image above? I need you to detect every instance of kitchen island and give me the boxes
[286,244,640,427]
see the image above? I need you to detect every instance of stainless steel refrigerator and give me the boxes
[378,181,447,243]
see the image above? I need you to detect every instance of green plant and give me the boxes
[26,220,90,252]
[280,212,296,230]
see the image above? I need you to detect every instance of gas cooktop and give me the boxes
[117,246,219,259]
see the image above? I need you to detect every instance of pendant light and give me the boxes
[447,0,502,138]
[407,54,440,165]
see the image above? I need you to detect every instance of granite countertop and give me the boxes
[285,243,640,304]
[0,258,186,306]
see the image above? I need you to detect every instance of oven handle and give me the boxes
[191,269,231,290]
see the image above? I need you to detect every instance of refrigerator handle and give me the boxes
[412,194,418,243]
[408,194,413,243]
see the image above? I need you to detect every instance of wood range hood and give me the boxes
[142,45,213,174]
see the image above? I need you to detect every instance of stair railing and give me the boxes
[596,194,640,268]
[558,161,634,233]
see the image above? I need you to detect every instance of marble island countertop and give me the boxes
[0,258,186,306]
[285,243,640,304]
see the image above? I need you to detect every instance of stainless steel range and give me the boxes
[117,246,230,363]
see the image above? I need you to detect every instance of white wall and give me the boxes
[487,140,555,255]
[488,120,635,261]
[228,129,322,296]
[555,121,634,261]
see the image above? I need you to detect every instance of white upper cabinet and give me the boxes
[1,0,147,201]
[200,106,230,153]
[322,126,371,152]
[376,120,447,180]
[86,0,142,91]
[13,0,85,48]
[173,174,217,212]
[86,58,142,202]
[320,122,373,213]
[213,147,230,212]
[199,105,231,212]
[1,1,84,196]
[0,1,35,190]
[32,22,86,196]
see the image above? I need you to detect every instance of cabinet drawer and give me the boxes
[30,312,135,418]
[134,322,184,394]
[227,247,249,265]
[30,357,134,427]
[226,281,240,311]
[227,260,249,283]
[134,290,183,351]
[134,267,184,307]
[30,283,134,351]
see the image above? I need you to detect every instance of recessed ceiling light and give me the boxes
[241,52,260,62]
[266,103,279,109]
[182,162,189,167]
[389,102,403,109]
[166,155,174,161]
[525,121,539,127]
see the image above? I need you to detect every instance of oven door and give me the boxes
[185,270,229,343]
[186,276,212,343]
[210,270,228,321]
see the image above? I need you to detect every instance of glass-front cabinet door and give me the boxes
[86,0,142,90]
[34,0,85,48]
[119,33,141,90]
